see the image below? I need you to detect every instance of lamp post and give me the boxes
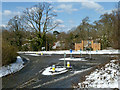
[46,35,47,51]
[15,19,18,31]
[88,28,91,59]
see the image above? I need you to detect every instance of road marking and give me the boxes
[33,67,93,88]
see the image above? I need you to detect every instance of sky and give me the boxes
[1,1,118,32]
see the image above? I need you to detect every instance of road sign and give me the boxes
[70,49,72,53]
[64,53,66,57]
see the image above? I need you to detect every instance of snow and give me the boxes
[25,53,51,56]
[18,50,120,55]
[76,59,119,88]
[52,41,61,49]
[25,54,40,56]
[59,58,87,61]
[42,66,68,75]
[0,56,24,77]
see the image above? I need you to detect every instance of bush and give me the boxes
[2,41,18,66]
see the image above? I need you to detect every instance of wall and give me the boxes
[75,40,101,51]
[75,40,83,51]
[93,43,101,51]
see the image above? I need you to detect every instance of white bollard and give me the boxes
[52,65,55,72]
[67,62,70,68]
[41,52,43,55]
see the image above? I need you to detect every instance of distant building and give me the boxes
[75,40,101,51]
[52,41,61,49]
[52,41,65,50]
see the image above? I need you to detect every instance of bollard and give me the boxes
[52,65,55,72]
[41,52,43,55]
[67,62,70,68]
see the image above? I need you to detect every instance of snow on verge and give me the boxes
[18,50,120,55]
[75,60,119,88]
[59,58,87,61]
[0,56,24,77]
[25,54,40,56]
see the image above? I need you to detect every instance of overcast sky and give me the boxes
[1,1,118,32]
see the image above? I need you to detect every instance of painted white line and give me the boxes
[33,67,93,88]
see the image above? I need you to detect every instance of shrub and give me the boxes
[2,41,18,66]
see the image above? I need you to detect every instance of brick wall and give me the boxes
[75,40,101,51]
[75,43,83,51]
[93,43,100,51]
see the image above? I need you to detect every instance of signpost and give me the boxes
[70,49,72,58]
[90,50,91,58]
[88,28,92,59]
[80,49,82,57]
[64,53,66,68]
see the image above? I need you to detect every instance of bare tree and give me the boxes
[111,3,120,49]
[8,15,25,50]
[22,3,58,51]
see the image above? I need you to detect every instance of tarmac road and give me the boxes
[2,54,112,88]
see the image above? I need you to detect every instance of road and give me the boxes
[2,54,113,88]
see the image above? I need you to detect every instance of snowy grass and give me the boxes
[18,50,120,55]
[0,56,24,77]
[74,59,120,88]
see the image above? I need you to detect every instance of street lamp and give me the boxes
[15,19,18,31]
[88,28,91,59]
